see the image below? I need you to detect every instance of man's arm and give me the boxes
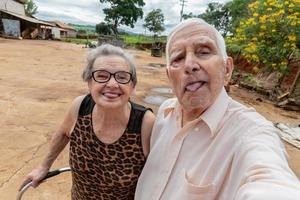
[233,125,300,200]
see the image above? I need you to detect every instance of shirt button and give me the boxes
[194,127,199,131]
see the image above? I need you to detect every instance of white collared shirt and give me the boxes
[135,88,300,200]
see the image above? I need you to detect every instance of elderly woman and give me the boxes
[19,44,155,199]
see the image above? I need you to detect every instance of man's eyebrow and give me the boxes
[193,36,217,47]
[169,50,183,60]
[169,45,184,54]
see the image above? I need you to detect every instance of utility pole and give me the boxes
[180,0,187,22]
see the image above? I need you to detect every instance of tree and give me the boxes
[225,0,255,34]
[230,0,300,83]
[25,0,38,17]
[95,22,112,35]
[78,29,87,35]
[182,12,198,20]
[199,2,231,36]
[99,0,145,36]
[181,0,254,36]
[143,9,165,38]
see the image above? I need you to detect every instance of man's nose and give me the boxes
[184,52,200,74]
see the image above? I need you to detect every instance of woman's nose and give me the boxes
[105,75,118,86]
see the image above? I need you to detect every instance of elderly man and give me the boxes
[135,18,300,200]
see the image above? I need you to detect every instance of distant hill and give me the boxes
[67,23,147,36]
[68,24,130,35]
[68,23,96,34]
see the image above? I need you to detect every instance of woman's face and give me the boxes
[88,55,134,109]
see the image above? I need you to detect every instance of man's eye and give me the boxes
[197,48,211,55]
[170,56,183,68]
[172,56,184,63]
[201,51,210,54]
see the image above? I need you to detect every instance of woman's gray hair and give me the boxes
[166,18,228,67]
[82,44,137,86]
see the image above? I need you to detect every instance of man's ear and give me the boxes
[166,67,172,81]
[166,67,169,78]
[166,67,173,86]
[224,57,234,85]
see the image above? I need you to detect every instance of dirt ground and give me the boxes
[0,38,299,199]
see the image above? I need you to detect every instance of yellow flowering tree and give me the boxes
[230,0,300,77]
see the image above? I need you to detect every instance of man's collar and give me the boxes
[201,88,229,137]
[163,88,230,137]
[163,99,178,118]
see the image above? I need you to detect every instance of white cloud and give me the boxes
[35,0,105,24]
[34,0,231,34]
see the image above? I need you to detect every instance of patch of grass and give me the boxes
[121,35,166,45]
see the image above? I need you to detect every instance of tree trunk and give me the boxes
[112,21,119,37]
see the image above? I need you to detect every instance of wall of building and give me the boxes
[67,30,77,38]
[2,18,20,37]
[51,27,60,39]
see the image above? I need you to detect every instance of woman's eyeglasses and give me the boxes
[91,70,132,84]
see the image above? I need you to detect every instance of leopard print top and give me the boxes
[69,94,151,200]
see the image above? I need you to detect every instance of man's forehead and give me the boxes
[169,23,217,49]
[171,36,216,49]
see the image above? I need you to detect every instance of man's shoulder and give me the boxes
[227,99,273,129]
[225,99,279,147]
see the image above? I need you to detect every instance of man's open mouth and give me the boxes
[185,81,206,92]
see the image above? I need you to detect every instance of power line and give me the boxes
[180,0,187,22]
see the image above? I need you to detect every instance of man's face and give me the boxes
[167,23,233,114]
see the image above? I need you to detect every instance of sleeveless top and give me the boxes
[69,94,151,200]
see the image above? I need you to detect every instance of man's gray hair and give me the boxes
[166,18,228,66]
[82,44,137,86]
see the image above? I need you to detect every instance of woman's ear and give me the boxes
[132,87,137,95]
[87,79,92,91]
[224,57,234,85]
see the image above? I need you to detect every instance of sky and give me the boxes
[34,0,231,35]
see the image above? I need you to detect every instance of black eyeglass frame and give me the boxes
[91,70,133,84]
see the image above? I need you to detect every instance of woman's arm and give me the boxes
[19,95,85,190]
[141,110,156,157]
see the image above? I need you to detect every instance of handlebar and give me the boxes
[16,167,71,200]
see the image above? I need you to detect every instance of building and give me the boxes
[47,20,77,39]
[0,0,53,38]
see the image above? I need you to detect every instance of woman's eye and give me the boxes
[117,75,126,80]
[97,74,108,79]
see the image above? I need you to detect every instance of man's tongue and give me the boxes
[186,82,203,92]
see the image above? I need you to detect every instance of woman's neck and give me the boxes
[93,103,131,129]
